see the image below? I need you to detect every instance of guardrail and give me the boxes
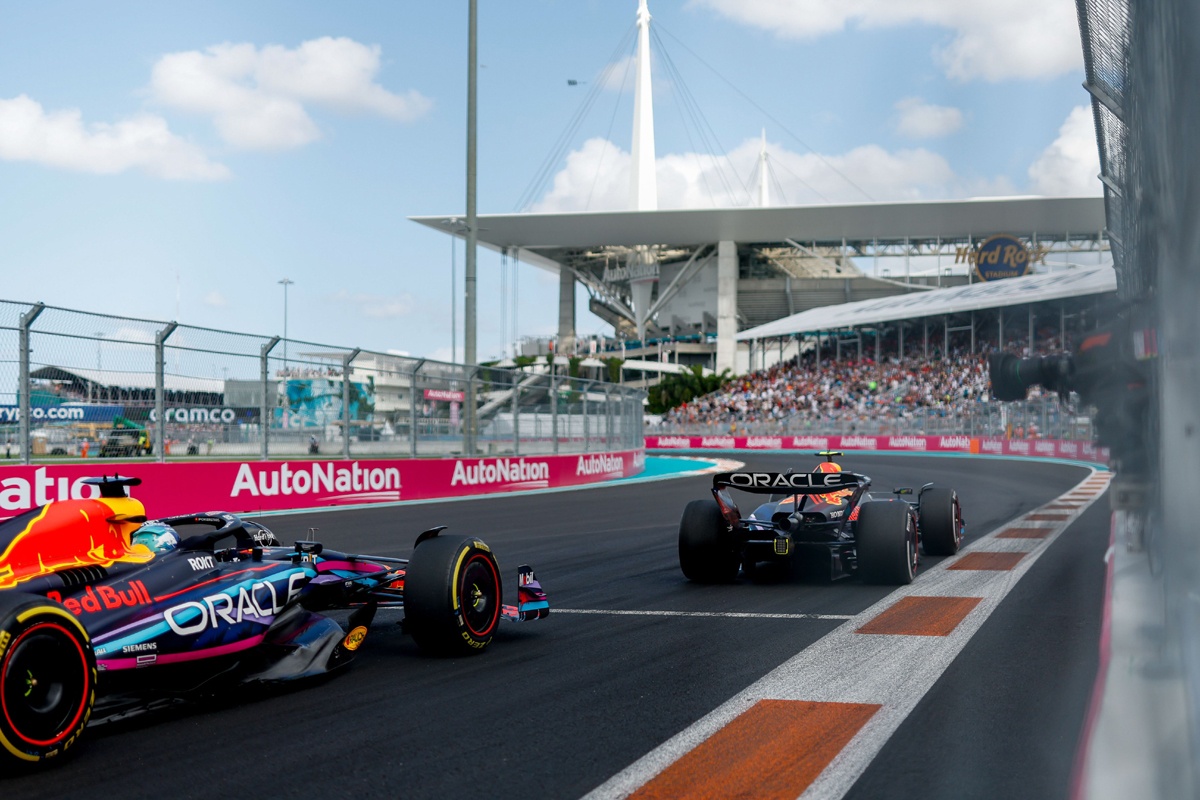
[0,449,647,521]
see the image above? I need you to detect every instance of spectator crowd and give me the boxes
[660,340,1060,434]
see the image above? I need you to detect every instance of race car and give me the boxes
[0,475,548,767]
[678,451,964,585]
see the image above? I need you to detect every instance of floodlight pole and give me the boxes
[464,0,479,453]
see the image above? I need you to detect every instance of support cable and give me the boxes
[657,23,874,202]
[515,23,636,211]
[587,36,638,210]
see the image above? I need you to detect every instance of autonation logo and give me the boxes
[1,468,101,513]
[232,462,400,499]
[576,454,624,476]
[451,458,550,487]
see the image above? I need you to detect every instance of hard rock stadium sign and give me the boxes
[954,234,1048,281]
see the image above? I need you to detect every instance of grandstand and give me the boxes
[412,1,1110,383]
[654,265,1118,440]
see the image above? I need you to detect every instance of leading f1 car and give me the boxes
[0,475,549,768]
[678,452,964,585]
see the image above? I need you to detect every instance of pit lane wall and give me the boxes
[645,435,1109,463]
[0,450,646,521]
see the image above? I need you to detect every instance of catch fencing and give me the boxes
[0,301,645,464]
[654,397,1092,441]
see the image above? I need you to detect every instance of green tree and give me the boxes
[646,366,732,414]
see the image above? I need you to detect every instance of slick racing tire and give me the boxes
[919,487,963,556]
[856,501,918,585]
[406,535,502,656]
[0,592,96,766]
[678,499,739,584]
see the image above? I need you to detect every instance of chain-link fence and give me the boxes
[0,300,644,463]
[1078,0,1200,794]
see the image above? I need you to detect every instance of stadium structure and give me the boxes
[412,0,1114,379]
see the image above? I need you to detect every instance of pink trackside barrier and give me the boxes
[0,450,646,521]
[644,435,1108,463]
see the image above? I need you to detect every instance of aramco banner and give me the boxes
[0,450,645,521]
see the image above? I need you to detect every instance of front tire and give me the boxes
[678,499,739,583]
[856,502,918,585]
[920,488,963,556]
[405,535,502,656]
[0,593,96,766]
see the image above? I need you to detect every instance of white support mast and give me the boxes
[630,0,657,211]
[629,0,659,341]
[759,129,770,208]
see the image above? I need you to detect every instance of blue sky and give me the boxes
[0,0,1098,362]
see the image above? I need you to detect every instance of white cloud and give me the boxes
[532,135,1008,211]
[601,55,638,92]
[151,37,432,150]
[691,0,1083,82]
[893,97,963,138]
[203,291,228,307]
[0,94,229,180]
[1028,105,1102,195]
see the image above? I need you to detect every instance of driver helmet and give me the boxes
[131,521,180,554]
[813,461,843,474]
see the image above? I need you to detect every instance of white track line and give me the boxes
[554,608,853,621]
[585,469,1111,800]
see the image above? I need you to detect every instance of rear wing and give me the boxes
[712,471,870,494]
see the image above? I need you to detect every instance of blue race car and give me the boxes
[0,475,548,767]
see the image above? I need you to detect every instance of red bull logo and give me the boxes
[0,498,154,590]
[46,582,152,616]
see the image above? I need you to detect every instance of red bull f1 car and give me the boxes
[678,452,964,585]
[0,475,548,767]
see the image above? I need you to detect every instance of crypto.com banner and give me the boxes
[644,435,1109,463]
[0,450,645,521]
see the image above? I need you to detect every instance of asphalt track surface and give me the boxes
[2,454,1103,800]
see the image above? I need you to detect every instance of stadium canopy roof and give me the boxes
[410,196,1107,272]
[737,265,1117,340]
[31,366,224,394]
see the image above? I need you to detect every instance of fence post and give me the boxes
[18,303,45,465]
[550,369,558,455]
[154,322,178,463]
[260,337,280,460]
[582,384,590,453]
[342,349,361,460]
[512,370,521,456]
[410,360,424,458]
[605,387,613,450]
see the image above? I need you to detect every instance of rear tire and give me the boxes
[919,487,962,556]
[856,502,918,585]
[0,593,95,766]
[678,499,739,583]
[405,535,502,656]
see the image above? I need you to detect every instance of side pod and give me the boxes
[501,565,549,622]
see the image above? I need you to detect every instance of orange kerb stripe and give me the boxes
[997,527,1054,539]
[948,552,1026,571]
[1025,512,1071,522]
[629,700,880,800]
[856,595,981,636]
